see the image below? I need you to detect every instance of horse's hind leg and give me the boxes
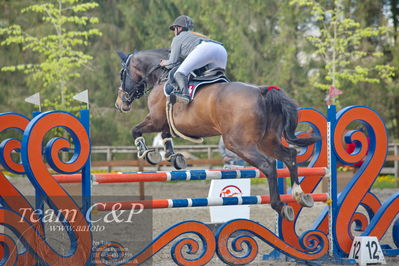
[275,145,314,208]
[230,144,295,221]
[161,132,186,170]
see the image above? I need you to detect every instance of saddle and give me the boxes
[163,66,230,100]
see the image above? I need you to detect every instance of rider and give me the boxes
[160,15,227,104]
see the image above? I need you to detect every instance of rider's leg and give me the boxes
[173,72,190,104]
[173,42,227,104]
[205,43,227,70]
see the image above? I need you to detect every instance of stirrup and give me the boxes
[170,91,190,105]
[175,94,190,104]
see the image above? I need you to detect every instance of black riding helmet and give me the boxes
[169,15,193,31]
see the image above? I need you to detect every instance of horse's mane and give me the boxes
[134,48,170,86]
[137,48,169,59]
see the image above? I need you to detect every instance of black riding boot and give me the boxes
[174,72,191,104]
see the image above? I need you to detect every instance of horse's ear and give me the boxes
[116,50,128,62]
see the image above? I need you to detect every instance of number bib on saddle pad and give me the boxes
[163,68,229,101]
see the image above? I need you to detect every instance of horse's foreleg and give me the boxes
[132,124,150,159]
[276,145,314,208]
[132,119,161,164]
[161,131,187,170]
[161,132,174,160]
[134,137,148,159]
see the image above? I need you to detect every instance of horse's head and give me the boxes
[115,49,170,112]
[115,51,148,112]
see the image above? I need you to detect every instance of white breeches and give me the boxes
[176,41,228,76]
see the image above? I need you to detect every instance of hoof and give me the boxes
[299,193,314,208]
[292,184,313,207]
[281,205,294,221]
[171,153,186,170]
[145,150,162,165]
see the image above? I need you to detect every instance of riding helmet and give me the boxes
[169,15,193,31]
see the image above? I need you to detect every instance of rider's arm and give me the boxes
[163,36,181,68]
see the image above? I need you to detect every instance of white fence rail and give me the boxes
[381,143,399,177]
[92,145,220,160]
[91,143,399,178]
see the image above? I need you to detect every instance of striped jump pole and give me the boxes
[95,193,329,211]
[53,167,327,183]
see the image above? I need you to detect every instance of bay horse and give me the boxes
[114,49,320,221]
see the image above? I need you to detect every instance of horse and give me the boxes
[114,48,320,221]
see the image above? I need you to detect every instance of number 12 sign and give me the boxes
[349,236,386,265]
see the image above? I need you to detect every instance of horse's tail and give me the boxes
[261,86,320,147]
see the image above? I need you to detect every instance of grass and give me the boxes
[372,175,397,189]
[250,173,398,190]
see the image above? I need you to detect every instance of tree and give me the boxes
[290,0,395,105]
[0,0,101,108]
[1,0,397,143]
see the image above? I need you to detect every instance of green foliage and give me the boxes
[373,175,397,189]
[40,91,86,140]
[0,0,101,108]
[42,91,86,113]
[290,0,395,104]
[1,0,399,144]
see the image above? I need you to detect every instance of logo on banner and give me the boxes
[219,185,243,197]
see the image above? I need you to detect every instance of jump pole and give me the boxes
[94,193,329,211]
[53,167,327,183]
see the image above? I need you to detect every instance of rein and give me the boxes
[120,54,166,102]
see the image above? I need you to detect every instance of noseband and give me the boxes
[119,53,163,103]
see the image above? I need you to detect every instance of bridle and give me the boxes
[119,53,164,103]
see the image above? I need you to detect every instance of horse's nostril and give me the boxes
[122,104,131,112]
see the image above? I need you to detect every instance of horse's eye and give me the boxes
[120,69,124,80]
